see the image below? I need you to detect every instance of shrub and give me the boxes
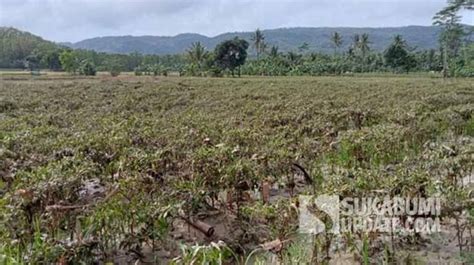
[134,66,143,76]
[109,68,120,77]
[79,60,96,76]
[108,63,121,77]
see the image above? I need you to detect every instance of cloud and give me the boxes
[0,0,470,42]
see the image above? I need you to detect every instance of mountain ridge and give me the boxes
[64,25,455,54]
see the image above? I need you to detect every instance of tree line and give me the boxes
[4,0,473,77]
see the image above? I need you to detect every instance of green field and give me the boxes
[1,75,473,264]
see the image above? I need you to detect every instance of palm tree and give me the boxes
[359,33,371,58]
[286,51,302,66]
[433,0,472,77]
[260,42,268,55]
[251,28,266,59]
[352,34,360,46]
[350,34,360,55]
[298,42,309,53]
[186,42,207,70]
[330,32,343,55]
[393,35,407,48]
[269,45,279,57]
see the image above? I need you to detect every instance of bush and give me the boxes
[134,66,143,76]
[134,64,166,76]
[206,66,223,77]
[109,68,121,77]
[79,60,96,76]
[102,59,122,77]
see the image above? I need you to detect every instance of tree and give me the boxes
[127,52,143,70]
[214,37,249,77]
[454,42,474,76]
[352,34,360,49]
[24,53,40,72]
[78,59,96,76]
[251,29,266,59]
[186,42,208,75]
[59,50,79,74]
[359,33,371,59]
[298,42,309,53]
[330,32,343,55]
[433,0,472,77]
[260,42,268,56]
[269,46,279,58]
[105,59,121,76]
[42,49,62,70]
[393,35,406,48]
[437,0,473,11]
[286,51,302,66]
[427,49,440,70]
[384,35,416,73]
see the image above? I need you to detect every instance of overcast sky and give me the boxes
[0,0,472,43]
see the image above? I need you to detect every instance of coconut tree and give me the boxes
[286,51,302,66]
[393,34,407,48]
[359,33,371,59]
[330,32,343,55]
[251,28,266,59]
[186,42,208,72]
[269,45,279,58]
[433,0,471,77]
[298,42,309,53]
[349,34,360,56]
[384,35,416,73]
[352,34,360,47]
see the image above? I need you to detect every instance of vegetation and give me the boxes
[330,32,343,55]
[64,26,450,55]
[78,60,97,76]
[1,25,472,78]
[384,35,417,73]
[0,1,472,264]
[105,59,122,77]
[1,0,473,78]
[0,75,472,264]
[185,42,209,76]
[0,27,59,69]
[214,37,249,77]
[251,29,267,59]
[433,0,473,77]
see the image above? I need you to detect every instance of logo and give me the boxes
[299,195,442,235]
[299,195,340,234]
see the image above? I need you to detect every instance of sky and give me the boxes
[0,0,472,43]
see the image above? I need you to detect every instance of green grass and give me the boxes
[0,75,472,263]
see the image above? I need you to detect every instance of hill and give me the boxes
[0,27,60,68]
[66,26,449,55]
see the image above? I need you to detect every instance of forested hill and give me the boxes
[66,26,448,55]
[0,27,60,68]
[1,25,471,70]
